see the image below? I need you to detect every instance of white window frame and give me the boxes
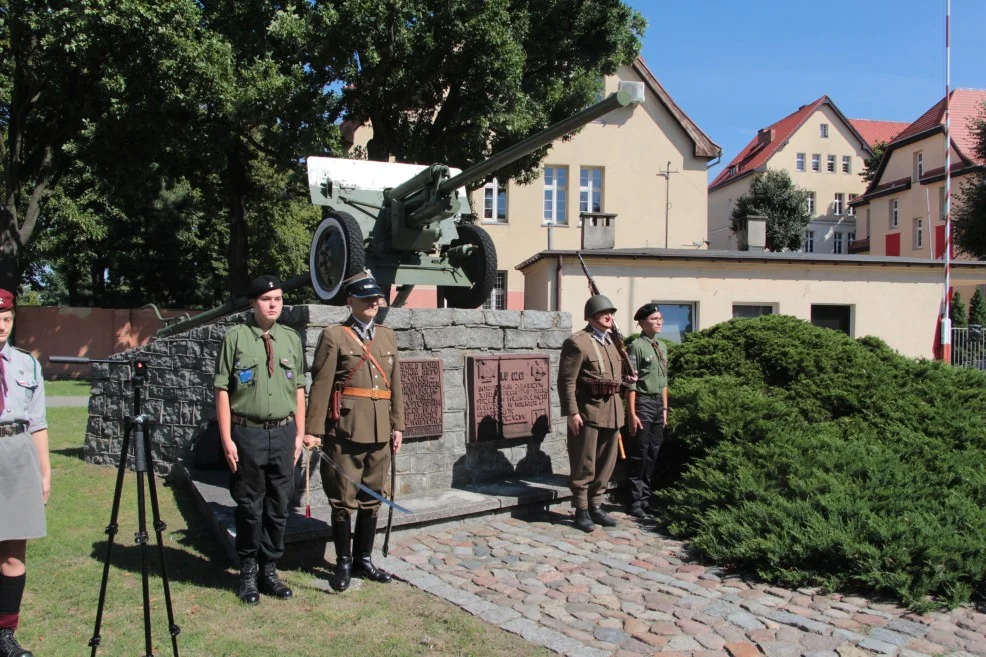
[842,156,851,174]
[483,271,507,310]
[482,178,508,224]
[543,166,568,225]
[848,231,856,244]
[834,193,844,215]
[847,193,857,216]
[812,154,821,172]
[806,191,815,215]
[915,152,924,179]
[891,198,899,228]
[805,230,815,253]
[579,167,603,215]
[826,155,836,173]
[914,218,924,249]
[820,123,829,138]
[833,231,844,254]
[732,304,777,319]
[796,153,806,172]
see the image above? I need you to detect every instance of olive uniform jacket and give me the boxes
[306,319,405,444]
[557,327,624,429]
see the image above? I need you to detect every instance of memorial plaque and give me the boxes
[399,358,444,439]
[467,354,551,442]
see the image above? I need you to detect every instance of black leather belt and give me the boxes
[0,423,29,437]
[231,415,292,429]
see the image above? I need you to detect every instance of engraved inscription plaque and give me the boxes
[399,358,443,439]
[467,354,551,442]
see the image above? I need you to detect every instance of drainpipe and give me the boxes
[555,255,564,312]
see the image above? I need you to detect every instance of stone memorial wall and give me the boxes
[83,305,574,495]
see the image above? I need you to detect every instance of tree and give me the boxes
[950,291,967,328]
[953,103,986,259]
[860,141,887,185]
[730,169,811,251]
[969,288,986,327]
[329,0,645,184]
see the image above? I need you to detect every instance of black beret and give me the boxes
[634,303,661,322]
[247,274,282,299]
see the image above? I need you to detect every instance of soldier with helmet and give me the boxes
[305,272,404,592]
[214,274,306,605]
[0,288,49,657]
[557,294,633,532]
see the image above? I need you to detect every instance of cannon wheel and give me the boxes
[439,224,497,309]
[309,211,367,304]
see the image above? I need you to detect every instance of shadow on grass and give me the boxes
[89,539,238,591]
[52,446,87,461]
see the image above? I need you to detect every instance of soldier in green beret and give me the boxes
[214,275,306,605]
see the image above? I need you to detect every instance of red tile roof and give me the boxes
[709,97,828,190]
[890,89,986,165]
[848,119,911,147]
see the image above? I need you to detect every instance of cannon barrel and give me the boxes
[438,89,633,196]
[154,272,312,339]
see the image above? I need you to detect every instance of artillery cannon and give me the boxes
[307,88,639,307]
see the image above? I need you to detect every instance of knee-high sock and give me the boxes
[0,573,26,630]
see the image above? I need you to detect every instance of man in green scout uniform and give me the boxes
[305,272,404,592]
[0,288,50,657]
[557,294,630,533]
[214,274,306,605]
[625,303,669,519]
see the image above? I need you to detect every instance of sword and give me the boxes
[315,448,412,515]
[382,443,397,556]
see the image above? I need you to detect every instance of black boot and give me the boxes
[573,508,596,532]
[0,629,32,657]
[589,504,617,527]
[330,517,352,592]
[259,562,293,599]
[237,557,260,605]
[628,504,648,519]
[352,511,392,583]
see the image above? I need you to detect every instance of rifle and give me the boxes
[576,252,635,460]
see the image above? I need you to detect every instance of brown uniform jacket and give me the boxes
[557,327,624,429]
[306,319,405,443]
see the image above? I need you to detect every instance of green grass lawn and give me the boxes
[22,407,548,657]
[44,379,92,396]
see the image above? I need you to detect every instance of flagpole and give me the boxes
[941,0,952,363]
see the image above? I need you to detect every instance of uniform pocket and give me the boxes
[15,379,37,402]
[278,358,296,382]
[234,358,258,387]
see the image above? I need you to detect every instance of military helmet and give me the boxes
[584,294,617,320]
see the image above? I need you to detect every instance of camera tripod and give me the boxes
[49,357,180,657]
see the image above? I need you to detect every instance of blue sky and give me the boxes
[625,0,986,181]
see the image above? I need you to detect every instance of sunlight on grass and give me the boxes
[45,380,92,396]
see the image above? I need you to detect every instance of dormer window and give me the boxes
[729,165,737,176]
[820,123,829,138]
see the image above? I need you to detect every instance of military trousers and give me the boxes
[229,420,296,563]
[625,394,666,509]
[567,423,620,509]
[321,439,391,522]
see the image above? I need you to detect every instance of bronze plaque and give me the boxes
[398,358,444,439]
[467,354,551,442]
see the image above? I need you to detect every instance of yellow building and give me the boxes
[850,89,986,262]
[708,96,907,255]
[344,57,720,309]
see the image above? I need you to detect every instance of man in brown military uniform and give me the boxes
[557,294,628,532]
[305,272,404,591]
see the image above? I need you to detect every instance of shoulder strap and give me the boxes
[587,335,609,377]
[341,326,391,390]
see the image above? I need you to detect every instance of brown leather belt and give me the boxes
[342,387,391,400]
[0,423,28,437]
[231,415,293,429]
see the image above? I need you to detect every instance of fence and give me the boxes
[951,326,986,370]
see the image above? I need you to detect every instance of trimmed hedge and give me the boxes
[657,315,986,610]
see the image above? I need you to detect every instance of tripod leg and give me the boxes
[135,448,154,657]
[143,430,181,657]
[89,424,133,657]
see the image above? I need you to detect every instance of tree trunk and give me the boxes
[225,138,250,297]
[0,208,23,294]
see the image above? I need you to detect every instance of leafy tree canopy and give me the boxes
[953,103,986,259]
[729,169,811,251]
[859,140,887,185]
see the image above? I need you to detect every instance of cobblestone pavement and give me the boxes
[378,509,986,657]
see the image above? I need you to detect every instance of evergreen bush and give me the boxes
[657,315,986,610]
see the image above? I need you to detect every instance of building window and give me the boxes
[729,165,737,176]
[733,304,775,319]
[543,166,568,225]
[653,302,695,344]
[579,167,603,214]
[483,179,507,223]
[842,156,851,174]
[833,231,844,254]
[834,193,844,215]
[820,123,829,138]
[848,231,856,244]
[482,271,507,310]
[812,154,821,172]
[847,193,857,216]
[826,155,836,173]
[940,186,947,220]
[806,192,816,215]
[804,230,815,253]
[811,304,852,336]
[891,198,899,228]
[865,208,871,237]
[914,218,924,249]
[914,152,924,180]
[796,153,806,172]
